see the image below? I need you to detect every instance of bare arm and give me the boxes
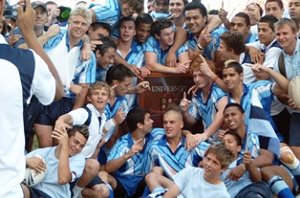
[106,139,144,173]
[52,129,72,184]
[72,83,89,110]
[251,64,289,95]
[19,24,60,49]
[201,96,227,139]
[180,92,197,126]
[145,52,188,74]
[252,149,274,168]
[54,114,73,131]
[206,14,222,33]
[16,2,63,100]
[114,53,143,80]
[165,27,188,67]
[243,151,262,182]
[163,183,181,198]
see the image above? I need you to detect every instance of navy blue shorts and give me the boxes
[289,112,300,146]
[29,187,51,198]
[70,175,105,190]
[35,97,74,126]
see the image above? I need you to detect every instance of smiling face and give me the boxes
[96,47,116,68]
[154,0,169,13]
[169,0,185,19]
[275,24,297,51]
[34,7,48,28]
[185,8,206,35]
[88,87,110,112]
[121,3,135,17]
[68,132,87,156]
[68,15,90,40]
[136,23,151,43]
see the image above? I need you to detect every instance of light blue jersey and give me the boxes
[144,36,188,65]
[119,40,146,109]
[146,136,210,179]
[89,0,121,39]
[186,26,226,60]
[228,81,280,156]
[189,84,226,129]
[26,147,85,198]
[90,0,120,26]
[221,158,253,198]
[104,95,129,119]
[107,128,165,196]
[120,40,145,68]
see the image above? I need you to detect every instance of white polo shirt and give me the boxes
[0,34,56,197]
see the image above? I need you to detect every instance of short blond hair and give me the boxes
[88,81,110,97]
[69,7,92,25]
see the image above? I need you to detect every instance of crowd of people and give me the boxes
[1,0,300,197]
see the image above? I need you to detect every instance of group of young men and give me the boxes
[1,0,300,197]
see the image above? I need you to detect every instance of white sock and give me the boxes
[72,185,84,198]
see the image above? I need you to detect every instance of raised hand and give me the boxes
[198,26,212,48]
[51,128,68,146]
[179,92,191,113]
[198,54,215,78]
[126,139,144,158]
[113,108,126,125]
[16,0,36,33]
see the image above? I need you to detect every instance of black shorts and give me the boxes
[35,97,74,126]
[87,175,106,188]
[114,177,146,198]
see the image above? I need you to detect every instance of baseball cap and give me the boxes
[31,1,47,14]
